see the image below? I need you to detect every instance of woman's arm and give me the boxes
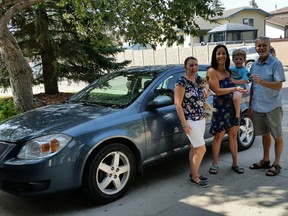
[206,68,236,96]
[174,85,189,129]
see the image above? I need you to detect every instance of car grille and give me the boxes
[0,142,16,167]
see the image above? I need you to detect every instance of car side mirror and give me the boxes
[146,95,173,110]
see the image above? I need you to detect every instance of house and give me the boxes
[116,6,288,66]
[156,6,271,48]
[208,22,258,43]
[164,16,220,48]
[266,6,288,38]
[196,6,270,44]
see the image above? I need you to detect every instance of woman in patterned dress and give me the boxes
[206,44,247,175]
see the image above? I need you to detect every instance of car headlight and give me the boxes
[17,134,72,159]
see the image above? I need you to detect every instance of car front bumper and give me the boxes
[0,139,88,196]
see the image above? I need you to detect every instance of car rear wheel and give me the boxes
[83,143,136,203]
[237,114,255,151]
[245,61,254,71]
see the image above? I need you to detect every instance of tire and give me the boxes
[237,114,255,151]
[83,143,136,203]
[245,61,254,71]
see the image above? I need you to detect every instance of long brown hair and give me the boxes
[210,45,230,71]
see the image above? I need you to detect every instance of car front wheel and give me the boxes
[83,143,136,203]
[237,115,255,151]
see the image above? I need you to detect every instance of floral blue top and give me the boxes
[175,76,205,121]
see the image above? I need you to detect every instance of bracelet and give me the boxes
[181,123,188,128]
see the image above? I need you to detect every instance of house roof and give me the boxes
[210,6,271,20]
[193,17,220,31]
[269,6,288,15]
[266,6,288,27]
[208,22,257,33]
[266,16,288,27]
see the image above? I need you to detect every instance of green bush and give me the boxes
[0,98,19,121]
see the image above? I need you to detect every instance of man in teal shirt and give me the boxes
[248,36,285,176]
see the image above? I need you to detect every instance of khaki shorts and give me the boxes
[252,107,283,139]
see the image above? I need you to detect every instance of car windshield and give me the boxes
[68,70,158,108]
[228,48,237,56]
[246,47,256,54]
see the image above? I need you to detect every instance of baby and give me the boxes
[230,49,249,125]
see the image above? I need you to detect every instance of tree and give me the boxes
[211,0,224,12]
[0,0,42,112]
[0,0,223,112]
[12,2,130,94]
[250,0,258,8]
[59,0,223,48]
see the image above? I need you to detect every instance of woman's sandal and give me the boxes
[249,160,271,169]
[231,165,244,174]
[209,165,219,174]
[189,174,208,181]
[266,164,281,176]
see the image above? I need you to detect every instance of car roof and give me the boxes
[229,45,254,50]
[117,64,210,74]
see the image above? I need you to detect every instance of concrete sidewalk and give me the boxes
[0,79,88,97]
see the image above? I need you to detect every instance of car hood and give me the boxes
[0,103,119,143]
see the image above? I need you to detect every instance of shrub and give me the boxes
[0,98,19,121]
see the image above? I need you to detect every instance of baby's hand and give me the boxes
[235,86,249,93]
[229,77,235,83]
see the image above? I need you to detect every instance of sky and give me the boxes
[220,0,288,12]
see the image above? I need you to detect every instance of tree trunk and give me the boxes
[42,59,59,94]
[0,36,33,112]
[38,6,59,94]
[0,0,43,112]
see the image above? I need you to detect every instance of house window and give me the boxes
[285,28,288,38]
[243,18,254,26]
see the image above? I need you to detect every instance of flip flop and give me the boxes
[209,165,219,174]
[231,165,244,174]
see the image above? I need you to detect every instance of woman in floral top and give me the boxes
[174,56,209,188]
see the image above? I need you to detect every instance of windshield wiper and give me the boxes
[74,100,102,107]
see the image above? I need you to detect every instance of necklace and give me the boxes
[186,76,195,83]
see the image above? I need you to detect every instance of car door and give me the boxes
[141,71,190,160]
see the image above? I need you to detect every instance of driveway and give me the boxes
[0,118,288,216]
[0,76,287,216]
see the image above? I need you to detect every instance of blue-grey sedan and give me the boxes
[0,64,255,203]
